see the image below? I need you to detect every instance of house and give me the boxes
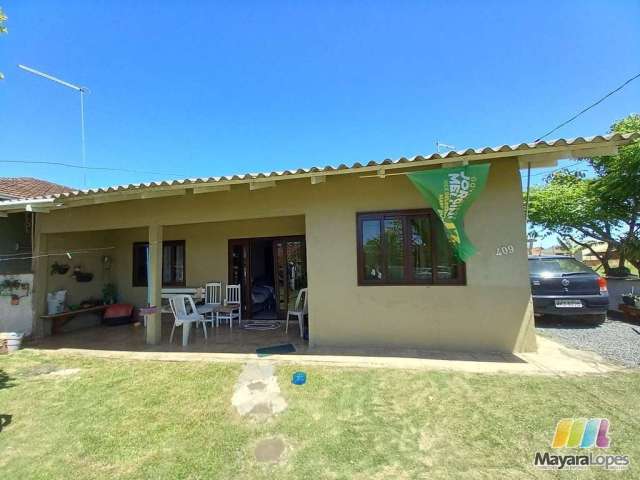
[0,133,635,353]
[0,177,72,334]
[528,245,574,258]
[581,242,622,271]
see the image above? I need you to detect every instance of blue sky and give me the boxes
[0,1,638,196]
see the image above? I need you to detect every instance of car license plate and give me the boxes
[555,299,583,308]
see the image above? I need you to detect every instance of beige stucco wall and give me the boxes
[33,157,536,353]
[44,231,113,305]
[111,217,305,307]
[34,217,306,315]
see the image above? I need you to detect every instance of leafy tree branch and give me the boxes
[528,114,640,274]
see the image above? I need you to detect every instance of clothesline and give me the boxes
[0,246,115,262]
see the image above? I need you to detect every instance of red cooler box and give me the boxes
[103,304,134,326]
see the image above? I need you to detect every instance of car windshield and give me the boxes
[528,257,594,275]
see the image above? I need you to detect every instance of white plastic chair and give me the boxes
[216,284,241,331]
[201,282,223,328]
[169,295,207,345]
[286,288,308,338]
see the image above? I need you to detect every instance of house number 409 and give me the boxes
[496,245,515,256]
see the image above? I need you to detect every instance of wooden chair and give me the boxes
[168,295,207,345]
[201,282,223,328]
[286,288,308,338]
[216,284,241,331]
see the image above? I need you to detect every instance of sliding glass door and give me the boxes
[275,237,307,318]
[228,236,307,321]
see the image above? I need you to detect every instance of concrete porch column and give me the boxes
[146,224,163,344]
[32,230,49,337]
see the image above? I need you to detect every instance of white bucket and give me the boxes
[0,332,24,353]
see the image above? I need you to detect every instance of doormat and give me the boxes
[256,343,297,357]
[243,321,281,331]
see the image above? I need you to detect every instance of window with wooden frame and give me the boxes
[132,240,186,287]
[356,210,466,285]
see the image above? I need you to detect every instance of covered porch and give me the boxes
[33,213,310,349]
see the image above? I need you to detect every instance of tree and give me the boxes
[527,114,640,274]
[0,7,6,80]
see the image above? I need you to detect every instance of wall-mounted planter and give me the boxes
[50,262,70,275]
[73,272,94,282]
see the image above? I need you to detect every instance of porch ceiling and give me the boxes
[0,132,636,214]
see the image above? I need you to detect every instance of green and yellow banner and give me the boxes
[407,163,491,262]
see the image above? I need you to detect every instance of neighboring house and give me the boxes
[0,177,72,334]
[0,133,635,352]
[528,245,573,257]
[581,242,622,270]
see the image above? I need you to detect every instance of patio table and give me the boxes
[175,304,220,347]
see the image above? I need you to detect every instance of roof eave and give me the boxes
[0,132,636,213]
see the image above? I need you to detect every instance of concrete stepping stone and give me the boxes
[232,361,287,419]
[254,437,286,463]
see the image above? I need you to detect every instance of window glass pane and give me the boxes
[162,244,173,284]
[133,243,149,286]
[433,217,459,281]
[384,218,404,281]
[286,240,307,311]
[362,219,382,281]
[275,241,287,310]
[410,217,432,281]
[175,243,185,284]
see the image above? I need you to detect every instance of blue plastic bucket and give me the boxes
[292,371,306,385]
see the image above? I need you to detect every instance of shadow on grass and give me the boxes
[0,414,11,432]
[0,369,14,390]
[0,370,14,434]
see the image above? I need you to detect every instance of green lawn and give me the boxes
[1,351,639,479]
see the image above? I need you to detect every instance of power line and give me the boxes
[0,159,185,177]
[534,71,640,142]
[528,161,583,178]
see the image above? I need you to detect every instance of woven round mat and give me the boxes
[242,321,281,331]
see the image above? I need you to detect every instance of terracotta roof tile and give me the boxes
[0,177,73,200]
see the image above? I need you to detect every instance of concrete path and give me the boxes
[31,335,627,376]
[231,361,287,420]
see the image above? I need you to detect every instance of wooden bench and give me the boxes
[41,305,109,334]
[619,304,640,324]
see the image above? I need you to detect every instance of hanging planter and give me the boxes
[50,262,70,275]
[71,266,94,283]
[73,272,94,283]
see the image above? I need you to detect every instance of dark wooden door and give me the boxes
[228,239,251,319]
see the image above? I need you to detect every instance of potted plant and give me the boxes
[0,278,22,291]
[622,293,640,307]
[10,294,20,305]
[102,283,118,305]
[50,262,70,275]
